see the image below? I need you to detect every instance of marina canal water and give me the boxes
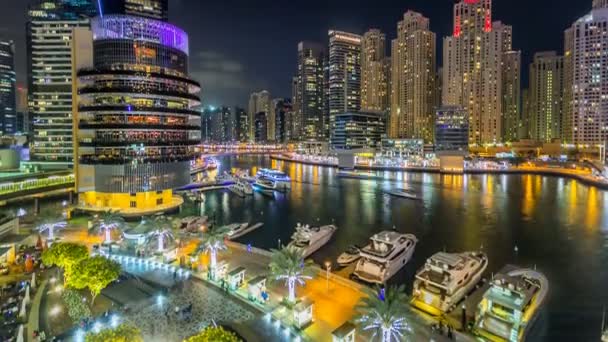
[202,155,608,341]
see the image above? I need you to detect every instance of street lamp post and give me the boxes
[324,261,331,291]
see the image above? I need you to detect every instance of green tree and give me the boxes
[195,225,231,279]
[41,242,89,284]
[70,256,120,303]
[184,326,242,342]
[90,210,125,244]
[268,246,315,303]
[356,285,413,342]
[62,289,92,322]
[85,323,143,342]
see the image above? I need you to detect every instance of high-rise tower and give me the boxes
[0,40,16,135]
[99,0,168,21]
[565,3,608,145]
[76,15,200,213]
[361,29,389,113]
[389,11,436,142]
[443,0,516,145]
[293,42,325,140]
[328,30,362,136]
[27,0,97,169]
[528,52,564,142]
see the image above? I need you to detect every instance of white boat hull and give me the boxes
[412,257,488,314]
[354,243,416,284]
[288,226,336,258]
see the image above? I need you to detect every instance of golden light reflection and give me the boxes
[522,175,534,217]
[585,187,599,231]
[567,181,578,224]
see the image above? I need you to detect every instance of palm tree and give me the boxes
[195,225,231,279]
[140,216,175,253]
[90,210,125,244]
[356,285,412,342]
[35,211,67,241]
[145,228,175,253]
[268,246,315,303]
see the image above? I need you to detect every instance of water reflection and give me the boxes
[194,155,608,341]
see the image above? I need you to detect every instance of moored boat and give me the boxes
[287,223,337,258]
[474,268,549,342]
[411,251,488,315]
[352,231,417,284]
[337,245,361,266]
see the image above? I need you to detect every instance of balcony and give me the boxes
[79,139,201,147]
[78,122,200,131]
[78,86,201,103]
[78,105,200,116]
[77,68,200,90]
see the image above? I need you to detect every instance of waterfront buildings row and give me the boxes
[268,0,608,154]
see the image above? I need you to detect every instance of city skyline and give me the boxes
[0,0,592,107]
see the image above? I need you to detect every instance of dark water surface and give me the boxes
[203,155,608,341]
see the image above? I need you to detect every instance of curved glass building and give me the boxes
[76,15,201,213]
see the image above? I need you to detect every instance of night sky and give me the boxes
[0,0,592,107]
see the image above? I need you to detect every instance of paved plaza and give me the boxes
[122,280,255,342]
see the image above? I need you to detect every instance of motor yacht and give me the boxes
[256,168,291,183]
[474,268,548,342]
[216,171,235,184]
[253,176,277,191]
[287,223,337,258]
[411,251,488,315]
[227,222,263,240]
[337,245,361,266]
[229,178,254,197]
[353,231,417,284]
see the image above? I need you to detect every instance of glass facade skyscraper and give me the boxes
[76,15,200,213]
[27,0,97,168]
[0,40,16,135]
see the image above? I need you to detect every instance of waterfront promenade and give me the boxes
[270,154,608,189]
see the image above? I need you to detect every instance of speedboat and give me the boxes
[353,231,417,284]
[287,223,337,258]
[337,245,361,266]
[253,176,277,191]
[474,268,548,342]
[229,178,254,197]
[384,189,419,200]
[411,251,488,315]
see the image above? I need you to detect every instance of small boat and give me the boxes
[227,222,264,240]
[229,179,254,197]
[337,170,382,180]
[337,245,361,266]
[384,189,419,200]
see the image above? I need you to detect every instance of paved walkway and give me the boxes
[26,278,47,342]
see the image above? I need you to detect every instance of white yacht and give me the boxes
[474,268,548,342]
[216,171,235,184]
[337,245,361,266]
[287,223,337,258]
[353,231,417,284]
[229,179,253,197]
[253,176,277,191]
[411,251,488,315]
[225,222,249,238]
[227,222,263,240]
